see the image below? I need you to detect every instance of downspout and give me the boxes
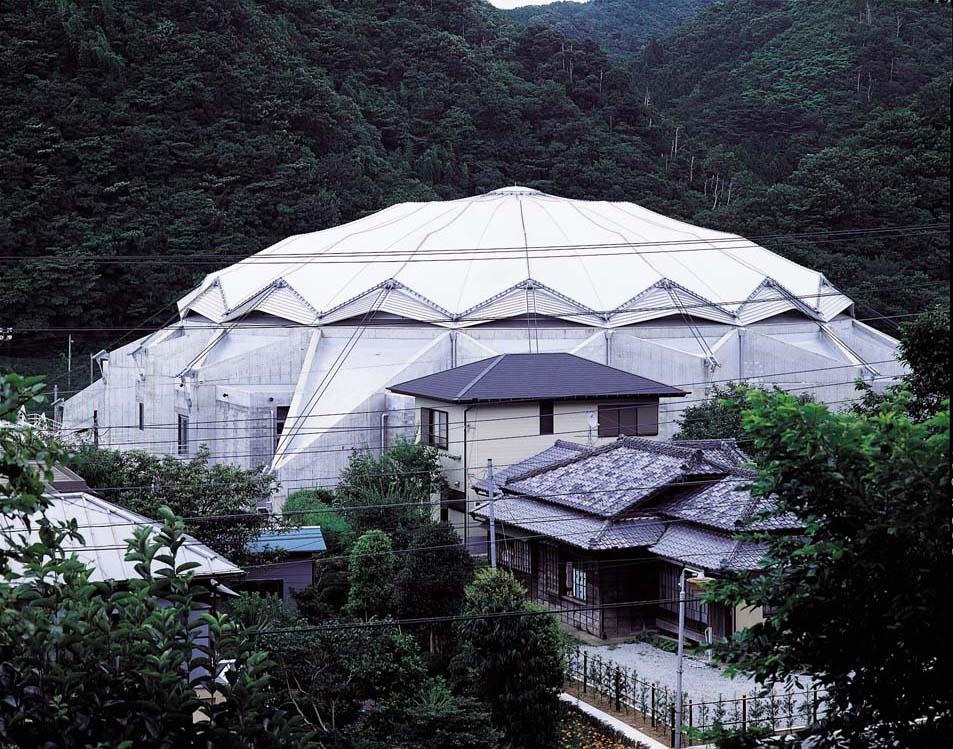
[462,405,472,548]
[379,412,389,456]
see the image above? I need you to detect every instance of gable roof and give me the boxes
[1,491,242,583]
[388,353,687,404]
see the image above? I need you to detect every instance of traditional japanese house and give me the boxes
[470,437,798,642]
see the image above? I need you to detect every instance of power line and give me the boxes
[2,223,946,265]
[9,282,946,333]
[59,357,897,435]
[73,383,881,460]
[249,596,697,636]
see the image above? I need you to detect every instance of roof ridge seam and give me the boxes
[457,354,507,399]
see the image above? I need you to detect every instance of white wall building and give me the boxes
[62,187,903,510]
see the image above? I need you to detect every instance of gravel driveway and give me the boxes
[579,641,758,701]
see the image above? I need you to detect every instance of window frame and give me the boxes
[597,401,660,438]
[177,413,189,456]
[565,559,588,603]
[498,538,532,574]
[274,405,290,451]
[420,406,449,450]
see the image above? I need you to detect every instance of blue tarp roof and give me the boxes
[249,526,326,554]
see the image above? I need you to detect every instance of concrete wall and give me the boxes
[61,312,903,514]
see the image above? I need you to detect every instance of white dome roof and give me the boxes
[178,187,853,327]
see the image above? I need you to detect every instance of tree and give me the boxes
[336,438,445,536]
[283,487,356,552]
[260,621,427,740]
[673,382,752,442]
[395,520,475,655]
[674,382,813,446]
[67,443,278,562]
[705,390,950,746]
[854,306,950,421]
[347,529,397,620]
[0,372,316,747]
[453,568,564,749]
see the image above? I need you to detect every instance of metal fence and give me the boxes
[565,644,826,745]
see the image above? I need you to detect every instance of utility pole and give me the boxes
[675,570,688,749]
[675,568,711,749]
[486,458,497,568]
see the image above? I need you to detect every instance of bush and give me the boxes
[347,530,396,620]
[283,488,355,552]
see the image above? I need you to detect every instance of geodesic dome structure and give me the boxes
[63,187,903,500]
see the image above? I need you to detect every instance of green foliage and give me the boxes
[453,568,565,749]
[227,591,300,632]
[395,520,475,661]
[506,0,717,58]
[673,382,753,442]
[283,487,355,552]
[631,0,951,315]
[355,677,501,749]
[260,622,429,738]
[67,443,278,562]
[705,390,951,746]
[347,529,397,620]
[0,372,316,747]
[898,306,950,418]
[853,306,951,421]
[336,438,444,535]
[673,382,811,445]
[293,555,351,623]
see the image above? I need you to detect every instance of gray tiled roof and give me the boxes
[500,437,739,518]
[388,353,687,403]
[649,524,768,572]
[468,437,796,570]
[471,494,665,551]
[656,478,800,533]
[473,440,586,494]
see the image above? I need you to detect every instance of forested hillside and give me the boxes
[631,0,951,319]
[504,0,716,58]
[635,0,951,181]
[0,0,949,374]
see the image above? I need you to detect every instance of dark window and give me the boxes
[137,402,145,431]
[541,544,560,594]
[420,407,449,449]
[597,402,659,437]
[177,414,189,456]
[275,405,290,450]
[499,538,532,574]
[539,400,554,435]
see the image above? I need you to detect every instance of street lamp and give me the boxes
[674,567,714,749]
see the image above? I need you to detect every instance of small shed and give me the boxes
[241,526,327,605]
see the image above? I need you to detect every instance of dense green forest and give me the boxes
[1,0,949,380]
[504,0,716,58]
